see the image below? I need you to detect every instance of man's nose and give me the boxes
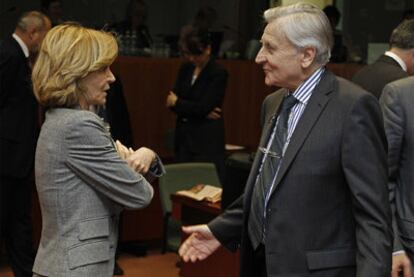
[255,47,265,64]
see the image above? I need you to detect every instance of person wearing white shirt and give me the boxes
[352,19,414,98]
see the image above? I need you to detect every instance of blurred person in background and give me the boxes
[0,11,51,277]
[353,19,414,98]
[323,5,347,63]
[166,25,228,183]
[112,0,152,49]
[41,0,64,27]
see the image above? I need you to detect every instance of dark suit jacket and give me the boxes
[0,37,38,179]
[97,76,133,148]
[380,76,414,262]
[209,70,392,276]
[352,54,409,99]
[172,58,228,159]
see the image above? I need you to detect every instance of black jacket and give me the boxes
[352,54,409,99]
[0,37,38,178]
[172,59,228,157]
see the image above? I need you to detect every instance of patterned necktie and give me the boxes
[248,94,298,249]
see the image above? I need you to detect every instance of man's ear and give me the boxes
[406,48,414,74]
[301,46,317,68]
[409,48,414,59]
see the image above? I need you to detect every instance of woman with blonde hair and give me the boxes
[32,23,164,276]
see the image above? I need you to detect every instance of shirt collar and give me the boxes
[291,67,325,104]
[12,33,29,58]
[385,51,407,71]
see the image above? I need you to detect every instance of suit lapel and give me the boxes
[270,71,336,195]
[258,91,286,147]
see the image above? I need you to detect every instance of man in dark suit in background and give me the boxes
[179,3,392,277]
[352,19,414,98]
[380,76,414,277]
[0,11,51,277]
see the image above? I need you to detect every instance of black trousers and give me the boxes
[0,176,35,277]
[253,244,267,277]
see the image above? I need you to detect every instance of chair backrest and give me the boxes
[158,162,221,215]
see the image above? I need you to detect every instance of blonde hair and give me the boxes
[32,23,118,107]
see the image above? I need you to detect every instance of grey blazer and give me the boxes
[380,76,414,261]
[33,108,159,277]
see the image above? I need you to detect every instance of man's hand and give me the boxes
[126,147,156,174]
[166,91,178,108]
[392,253,412,277]
[179,224,221,263]
[207,107,222,120]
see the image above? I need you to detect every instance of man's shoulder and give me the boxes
[0,37,20,54]
[308,70,372,106]
[384,76,414,98]
[353,56,405,80]
[334,75,373,98]
[47,108,100,127]
[203,59,228,78]
[0,37,24,63]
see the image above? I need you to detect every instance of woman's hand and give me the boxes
[126,147,156,174]
[206,107,222,119]
[115,140,134,160]
[166,91,178,107]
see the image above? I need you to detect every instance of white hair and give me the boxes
[264,2,333,65]
[17,11,49,32]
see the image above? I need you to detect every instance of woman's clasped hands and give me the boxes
[115,140,156,174]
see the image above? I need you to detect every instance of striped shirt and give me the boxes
[260,67,325,211]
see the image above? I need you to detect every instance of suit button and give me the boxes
[267,208,271,214]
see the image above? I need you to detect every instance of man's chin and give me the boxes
[264,78,274,87]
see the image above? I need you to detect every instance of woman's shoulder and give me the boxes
[180,61,194,71]
[46,108,103,131]
[47,108,98,121]
[205,59,228,77]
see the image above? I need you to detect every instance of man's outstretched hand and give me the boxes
[179,224,221,263]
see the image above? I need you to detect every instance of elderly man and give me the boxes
[353,19,414,99]
[179,3,392,277]
[380,76,414,277]
[0,11,51,277]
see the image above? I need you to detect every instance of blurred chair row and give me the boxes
[158,162,221,253]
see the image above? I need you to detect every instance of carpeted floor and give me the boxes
[0,250,180,277]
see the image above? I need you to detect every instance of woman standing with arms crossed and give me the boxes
[31,23,164,276]
[166,26,228,182]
